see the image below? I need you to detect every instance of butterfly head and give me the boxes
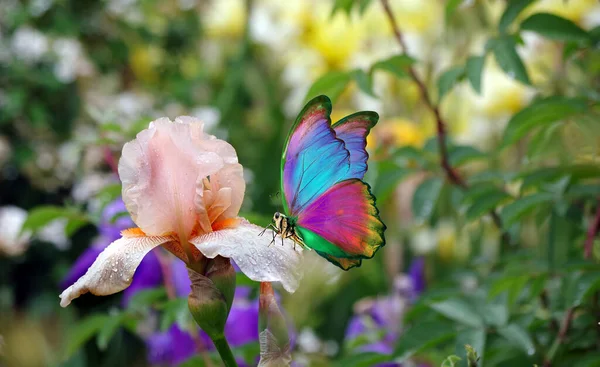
[273,211,284,230]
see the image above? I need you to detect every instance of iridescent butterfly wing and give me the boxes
[280,95,385,270]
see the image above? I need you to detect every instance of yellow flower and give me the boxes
[437,220,456,262]
[129,45,165,83]
[303,6,364,69]
[472,64,533,118]
[203,0,246,38]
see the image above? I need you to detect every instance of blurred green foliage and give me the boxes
[1,0,600,366]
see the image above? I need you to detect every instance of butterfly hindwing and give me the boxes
[296,179,385,261]
[281,96,350,215]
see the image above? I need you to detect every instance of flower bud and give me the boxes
[205,256,236,316]
[258,282,291,367]
[187,267,228,340]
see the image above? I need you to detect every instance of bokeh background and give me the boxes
[2,0,600,366]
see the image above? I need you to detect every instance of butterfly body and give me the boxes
[271,95,386,270]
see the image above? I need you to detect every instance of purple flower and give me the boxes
[146,324,196,366]
[344,258,427,367]
[408,256,426,297]
[98,199,135,240]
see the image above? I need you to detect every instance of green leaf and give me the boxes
[502,96,588,147]
[465,190,510,221]
[305,71,352,103]
[352,69,376,97]
[371,55,415,79]
[445,0,463,23]
[160,298,189,331]
[394,321,456,360]
[65,218,89,237]
[474,299,509,327]
[565,271,600,307]
[498,0,535,32]
[64,314,110,358]
[490,35,530,85]
[335,352,393,367]
[438,66,465,101]
[374,161,416,203]
[96,313,126,350]
[412,177,444,222]
[497,324,536,355]
[126,288,167,312]
[331,0,354,16]
[441,355,462,367]
[519,165,600,191]
[22,206,84,234]
[465,55,485,94]
[520,13,591,43]
[429,298,484,328]
[449,145,486,167]
[500,193,555,227]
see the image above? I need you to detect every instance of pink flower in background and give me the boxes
[60,117,303,307]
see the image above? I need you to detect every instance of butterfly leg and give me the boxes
[259,223,277,237]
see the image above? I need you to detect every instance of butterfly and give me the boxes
[264,95,386,270]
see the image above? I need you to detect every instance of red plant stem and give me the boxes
[379,0,467,189]
[584,198,600,259]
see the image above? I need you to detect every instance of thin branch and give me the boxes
[584,198,600,259]
[380,0,466,189]
[543,307,575,367]
[379,0,510,242]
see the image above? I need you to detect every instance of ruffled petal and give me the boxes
[189,219,303,293]
[119,118,223,237]
[59,232,172,307]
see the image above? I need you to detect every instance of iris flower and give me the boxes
[60,117,303,307]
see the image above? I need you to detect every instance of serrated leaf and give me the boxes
[500,193,555,227]
[429,299,484,328]
[64,314,110,358]
[490,35,530,85]
[497,324,536,355]
[441,355,462,367]
[465,55,485,94]
[305,71,352,103]
[371,55,415,79]
[412,177,444,222]
[520,13,591,43]
[438,66,465,101]
[394,321,456,360]
[352,69,376,97]
[498,0,535,32]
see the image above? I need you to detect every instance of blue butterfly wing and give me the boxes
[281,95,350,215]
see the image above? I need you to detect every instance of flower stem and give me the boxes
[211,336,238,367]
